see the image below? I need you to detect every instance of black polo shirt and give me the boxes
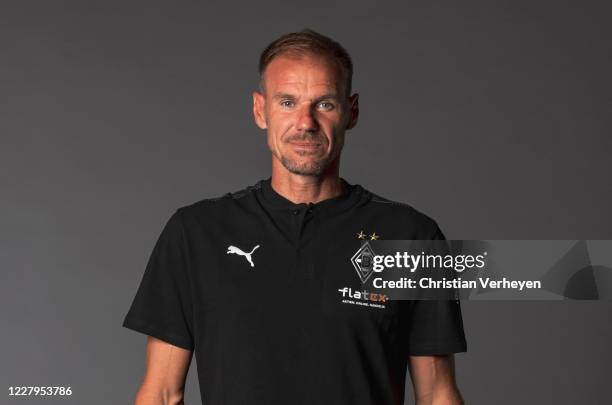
[123,177,466,405]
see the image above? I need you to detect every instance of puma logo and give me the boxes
[226,245,260,268]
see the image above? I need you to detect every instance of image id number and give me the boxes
[8,386,72,396]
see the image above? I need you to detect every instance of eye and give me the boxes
[280,100,295,108]
[317,102,335,111]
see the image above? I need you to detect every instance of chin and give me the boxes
[281,157,329,176]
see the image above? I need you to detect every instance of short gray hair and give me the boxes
[258,29,354,95]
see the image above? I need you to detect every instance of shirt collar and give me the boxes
[255,176,366,214]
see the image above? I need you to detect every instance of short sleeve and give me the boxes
[122,210,195,350]
[403,225,467,355]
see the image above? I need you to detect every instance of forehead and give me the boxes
[262,54,343,95]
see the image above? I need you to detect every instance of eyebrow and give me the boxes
[272,92,340,102]
[272,93,295,101]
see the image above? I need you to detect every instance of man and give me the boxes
[123,29,467,405]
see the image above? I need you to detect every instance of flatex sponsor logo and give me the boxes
[337,287,388,309]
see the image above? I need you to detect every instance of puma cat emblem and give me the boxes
[226,245,260,268]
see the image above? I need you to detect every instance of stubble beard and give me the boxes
[280,134,341,176]
[280,152,331,176]
[272,130,344,176]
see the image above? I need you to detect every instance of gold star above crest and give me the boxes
[357,230,366,240]
[370,232,379,240]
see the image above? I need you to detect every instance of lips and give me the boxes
[290,142,321,147]
[290,142,322,153]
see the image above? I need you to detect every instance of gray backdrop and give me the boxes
[2,1,610,404]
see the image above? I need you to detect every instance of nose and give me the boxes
[296,105,319,132]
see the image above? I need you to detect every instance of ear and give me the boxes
[346,93,359,130]
[252,91,267,129]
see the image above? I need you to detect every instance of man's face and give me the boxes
[253,54,359,176]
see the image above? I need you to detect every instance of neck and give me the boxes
[270,159,344,204]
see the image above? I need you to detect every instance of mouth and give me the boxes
[288,140,321,150]
[291,142,320,147]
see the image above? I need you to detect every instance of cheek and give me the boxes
[266,123,290,150]
[267,113,292,134]
[322,118,344,142]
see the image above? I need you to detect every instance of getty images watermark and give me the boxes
[348,240,612,300]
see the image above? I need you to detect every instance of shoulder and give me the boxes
[174,180,263,222]
[362,187,444,239]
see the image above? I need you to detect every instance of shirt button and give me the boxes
[292,209,299,215]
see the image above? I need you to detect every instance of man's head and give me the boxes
[253,29,359,177]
